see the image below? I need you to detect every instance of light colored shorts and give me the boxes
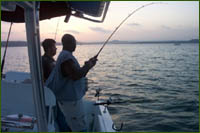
[58,99,87,132]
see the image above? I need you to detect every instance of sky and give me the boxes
[1,1,199,42]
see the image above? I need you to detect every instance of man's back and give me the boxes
[42,54,56,81]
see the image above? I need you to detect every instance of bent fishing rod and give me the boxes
[94,2,162,59]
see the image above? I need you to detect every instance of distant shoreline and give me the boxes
[1,39,199,47]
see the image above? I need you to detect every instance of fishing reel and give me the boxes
[94,88,102,101]
[94,97,126,106]
[94,97,112,106]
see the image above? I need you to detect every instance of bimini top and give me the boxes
[1,1,110,23]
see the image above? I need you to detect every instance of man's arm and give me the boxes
[61,58,97,80]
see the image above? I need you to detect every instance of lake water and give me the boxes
[1,43,199,132]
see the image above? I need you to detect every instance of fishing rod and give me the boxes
[94,2,161,59]
[1,22,13,78]
[54,17,60,41]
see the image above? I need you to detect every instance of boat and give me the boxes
[1,1,118,132]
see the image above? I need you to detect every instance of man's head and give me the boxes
[61,34,76,52]
[42,39,57,57]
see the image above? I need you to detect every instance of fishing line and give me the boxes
[1,22,13,78]
[54,17,60,41]
[95,2,165,58]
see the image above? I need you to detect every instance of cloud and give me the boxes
[161,25,171,30]
[63,30,80,34]
[127,22,141,27]
[90,27,111,33]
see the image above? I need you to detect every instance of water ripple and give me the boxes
[2,43,199,132]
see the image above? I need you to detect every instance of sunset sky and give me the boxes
[1,1,199,43]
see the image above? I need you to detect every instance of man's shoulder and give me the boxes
[42,55,49,62]
[58,50,75,62]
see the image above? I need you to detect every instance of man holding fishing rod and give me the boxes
[46,34,97,132]
[45,3,159,131]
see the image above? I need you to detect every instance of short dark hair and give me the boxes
[62,34,76,52]
[62,34,76,45]
[42,39,56,52]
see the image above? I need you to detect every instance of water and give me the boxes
[1,43,199,132]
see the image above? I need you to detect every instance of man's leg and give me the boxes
[56,103,71,132]
[58,99,87,132]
